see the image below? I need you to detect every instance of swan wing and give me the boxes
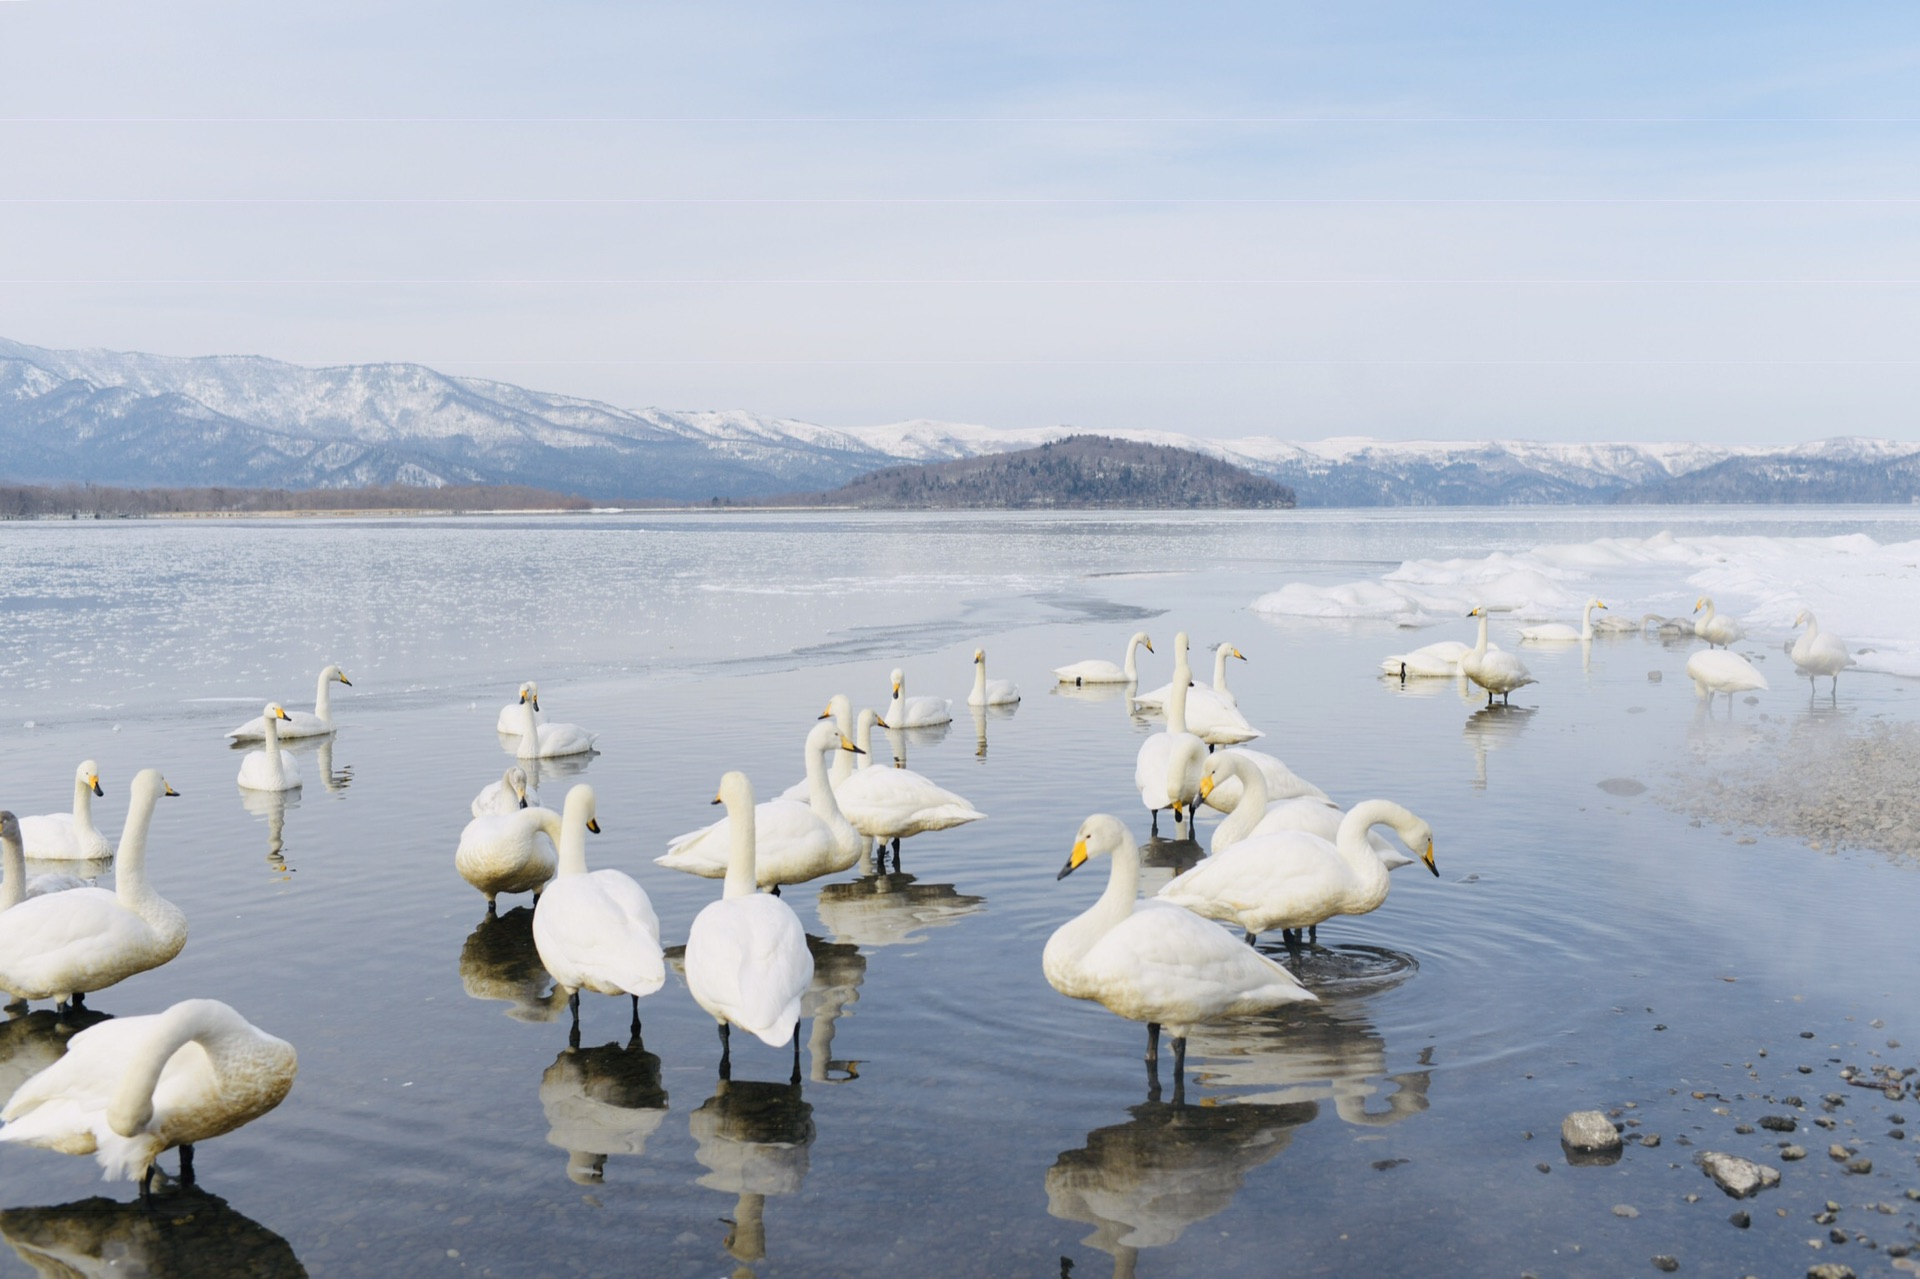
[17,814,78,859]
[1054,659,1126,683]
[1077,901,1314,1025]
[1135,736,1173,808]
[533,873,665,997]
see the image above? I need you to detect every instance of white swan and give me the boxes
[1,814,86,907]
[1044,814,1316,1071]
[1790,609,1855,693]
[1685,649,1769,700]
[1592,607,1641,634]
[1054,632,1154,686]
[1196,754,1408,869]
[533,785,665,1030]
[658,720,864,889]
[779,694,860,801]
[235,705,301,792]
[226,665,351,739]
[1380,640,1472,680]
[1198,747,1328,812]
[1693,596,1746,649]
[1138,641,1245,709]
[472,766,537,817]
[18,761,110,861]
[0,770,185,1009]
[510,683,599,759]
[834,709,985,850]
[1134,653,1208,834]
[454,794,575,908]
[683,772,815,1055]
[1520,598,1609,642]
[0,998,295,1188]
[495,681,543,735]
[886,668,952,728]
[1137,636,1261,746]
[1461,608,1536,706]
[1158,800,1437,946]
[967,649,1020,707]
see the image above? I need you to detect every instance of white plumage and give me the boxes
[1134,637,1207,827]
[0,813,87,908]
[1198,747,1328,813]
[455,802,567,907]
[533,785,665,1011]
[1461,608,1536,705]
[1054,631,1154,685]
[886,667,952,727]
[1693,596,1746,649]
[235,704,301,792]
[1789,609,1855,693]
[471,766,537,817]
[1685,649,1769,699]
[227,665,351,739]
[1379,640,1472,680]
[507,682,599,759]
[17,761,111,861]
[495,681,543,735]
[833,710,985,845]
[966,648,1020,707]
[1520,598,1609,642]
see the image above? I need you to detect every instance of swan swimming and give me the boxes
[1461,608,1536,706]
[1136,641,1244,708]
[834,709,985,855]
[1380,640,1473,681]
[227,666,352,739]
[1789,609,1855,694]
[1054,632,1154,686]
[532,785,665,1034]
[0,770,185,1010]
[510,683,599,759]
[658,720,865,889]
[1137,636,1261,746]
[496,682,544,736]
[886,668,952,728]
[1520,599,1609,643]
[472,766,537,817]
[1693,597,1745,649]
[683,772,815,1069]
[1134,647,1208,835]
[1045,814,1316,1078]
[235,705,301,792]
[1158,800,1437,946]
[18,761,110,861]
[0,998,295,1192]
[0,813,86,907]
[967,649,1020,707]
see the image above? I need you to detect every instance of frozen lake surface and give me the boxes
[0,507,1916,1277]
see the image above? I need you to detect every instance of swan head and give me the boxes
[1057,814,1132,880]
[1590,599,1608,611]
[563,784,600,834]
[972,648,985,665]
[803,717,863,757]
[0,811,18,844]
[818,692,851,727]
[131,769,181,802]
[1693,597,1711,614]
[521,681,541,712]
[1197,752,1243,801]
[856,708,884,735]
[712,770,754,810]
[1174,631,1189,655]
[1466,606,1484,618]
[1226,645,1247,662]
[1132,632,1155,654]
[889,668,904,697]
[323,664,352,687]
[76,760,103,796]
[264,703,292,723]
[1793,609,1811,628]
[506,766,531,808]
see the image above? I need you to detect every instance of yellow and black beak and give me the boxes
[840,734,865,755]
[338,673,353,686]
[710,792,724,805]
[88,774,103,797]
[1198,775,1215,801]
[164,783,180,797]
[531,695,541,712]
[875,714,892,729]
[1422,838,1439,878]
[519,689,529,704]
[1232,648,1246,661]
[276,707,293,721]
[518,795,528,809]
[1144,639,1155,654]
[587,818,601,834]
[817,704,833,720]
[1056,838,1089,881]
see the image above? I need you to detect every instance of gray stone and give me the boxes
[1845,1158,1872,1175]
[1760,1115,1798,1132]
[1562,1110,1623,1152]
[1653,1257,1679,1273]
[1806,1266,1855,1279]
[1613,1204,1640,1218]
[1697,1151,1782,1199]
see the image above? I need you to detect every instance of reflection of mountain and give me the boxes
[458,907,564,1022]
[802,938,865,1085]
[1049,1096,1315,1278]
[0,1188,305,1278]
[1185,1005,1432,1126]
[0,1008,110,1110]
[690,1073,816,1267]
[815,872,986,949]
[541,1031,669,1185]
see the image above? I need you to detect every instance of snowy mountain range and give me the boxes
[3,337,1917,504]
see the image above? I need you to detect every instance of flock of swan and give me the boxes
[1381,595,1857,708]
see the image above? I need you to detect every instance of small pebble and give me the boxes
[1845,1158,1873,1175]
[1613,1204,1640,1218]
[1536,1162,1550,1174]
[1641,1133,1662,1148]
[1735,1124,1755,1135]
[1782,1145,1808,1160]
[1730,1210,1750,1228]
[1652,1256,1679,1273]
[1830,1145,1851,1161]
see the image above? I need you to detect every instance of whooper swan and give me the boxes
[1692,597,1745,649]
[886,668,952,728]
[472,766,536,817]
[532,785,665,1036]
[1789,609,1855,695]
[1461,608,1535,706]
[967,649,1020,707]
[1134,643,1208,835]
[18,761,110,861]
[509,682,599,759]
[1380,640,1472,681]
[1685,649,1769,702]
[1,813,87,907]
[1198,747,1328,812]
[1519,599,1609,642]
[235,705,301,792]
[834,709,985,855]
[1196,753,1409,869]
[1054,632,1154,686]
[496,681,544,735]
[227,666,352,739]
[455,791,580,909]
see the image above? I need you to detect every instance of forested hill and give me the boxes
[777,435,1295,509]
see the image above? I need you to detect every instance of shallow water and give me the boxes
[0,508,1916,1277]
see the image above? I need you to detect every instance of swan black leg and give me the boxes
[1145,1021,1160,1064]
[1145,1050,1162,1102]
[71,992,85,1009]
[1308,924,1318,944]
[179,1144,195,1186]
[792,1031,802,1083]
[1149,809,1160,836]
[1172,1038,1187,1105]
[140,1163,156,1205]
[1244,930,1256,946]
[629,995,641,1041]
[719,1022,732,1080]
[892,837,902,870]
[771,885,782,898]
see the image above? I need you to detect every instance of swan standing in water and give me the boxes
[1461,608,1536,706]
[886,668,952,727]
[18,762,110,861]
[1,814,86,908]
[683,773,815,1075]
[0,771,184,1012]
[510,683,599,759]
[1520,599,1609,642]
[967,649,1020,707]
[496,682,543,735]
[834,709,984,861]
[1685,649,1769,706]
[1693,596,1745,649]
[1054,632,1154,686]
[0,998,295,1194]
[1380,640,1473,681]
[1157,800,1437,947]
[471,766,536,817]
[533,785,665,1036]
[1134,658,1207,836]
[1045,814,1316,1084]
[1789,609,1855,695]
[235,705,300,792]
[659,720,864,890]
[227,666,352,739]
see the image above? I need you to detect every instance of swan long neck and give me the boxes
[0,828,24,911]
[971,660,988,700]
[556,792,591,877]
[1218,755,1270,846]
[724,793,758,899]
[1123,635,1142,682]
[1470,613,1490,658]
[855,713,876,767]
[115,782,163,905]
[71,773,98,835]
[1339,801,1419,875]
[1166,671,1190,735]
[313,669,334,723]
[518,698,541,754]
[262,708,282,756]
[1213,645,1230,689]
[106,1001,258,1140]
[804,728,840,818]
[1091,832,1143,931]
[1581,601,1596,639]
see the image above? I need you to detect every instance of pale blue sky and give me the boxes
[2,2,1917,441]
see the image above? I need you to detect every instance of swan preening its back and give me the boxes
[227,665,351,739]
[472,766,537,817]
[0,998,296,1187]
[18,761,110,861]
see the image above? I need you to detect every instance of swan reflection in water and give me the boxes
[814,863,986,950]
[1049,1093,1316,1279]
[1135,831,1203,894]
[237,786,301,879]
[689,1063,815,1275]
[230,734,351,794]
[0,1188,305,1278]
[884,720,951,768]
[1183,1002,1433,1126]
[499,749,598,785]
[458,906,566,1023]
[0,1007,111,1110]
[1462,703,1536,790]
[540,1011,668,1184]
